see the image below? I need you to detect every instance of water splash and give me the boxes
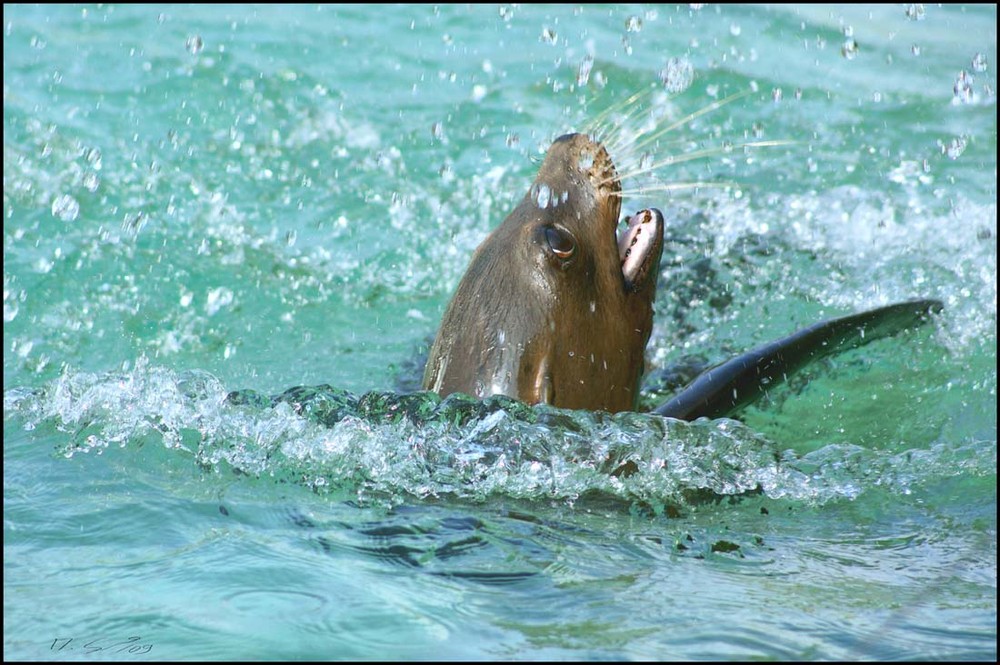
[6,364,991,511]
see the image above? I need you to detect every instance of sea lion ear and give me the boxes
[540,224,577,264]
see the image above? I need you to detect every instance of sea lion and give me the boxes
[422,133,664,412]
[423,133,942,418]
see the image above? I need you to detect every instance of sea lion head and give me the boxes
[423,132,664,412]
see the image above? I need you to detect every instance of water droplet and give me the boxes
[621,36,632,56]
[540,27,557,45]
[534,183,552,209]
[772,88,782,103]
[185,35,204,55]
[911,44,921,57]
[625,16,643,32]
[578,55,594,86]
[577,151,595,171]
[794,88,803,100]
[471,84,487,102]
[729,23,741,37]
[205,287,234,316]
[51,194,80,222]
[904,4,925,21]
[431,122,445,141]
[841,39,859,60]
[498,5,513,22]
[941,136,968,160]
[953,70,975,104]
[659,57,694,93]
[971,53,988,73]
[505,133,520,148]
[122,211,146,235]
[82,172,100,192]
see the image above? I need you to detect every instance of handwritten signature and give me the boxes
[50,637,153,655]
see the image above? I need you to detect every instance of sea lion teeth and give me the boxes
[618,208,664,293]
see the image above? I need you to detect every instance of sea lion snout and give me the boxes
[539,133,621,208]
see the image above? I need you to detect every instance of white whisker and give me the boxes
[628,89,756,156]
[586,86,656,142]
[611,181,741,197]
[610,140,796,184]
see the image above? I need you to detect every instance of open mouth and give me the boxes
[617,208,664,293]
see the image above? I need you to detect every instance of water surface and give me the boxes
[4,4,996,661]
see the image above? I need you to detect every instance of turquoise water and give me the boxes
[4,4,996,661]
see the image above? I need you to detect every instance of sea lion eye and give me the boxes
[543,225,576,260]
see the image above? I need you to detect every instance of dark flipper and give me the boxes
[652,299,943,420]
